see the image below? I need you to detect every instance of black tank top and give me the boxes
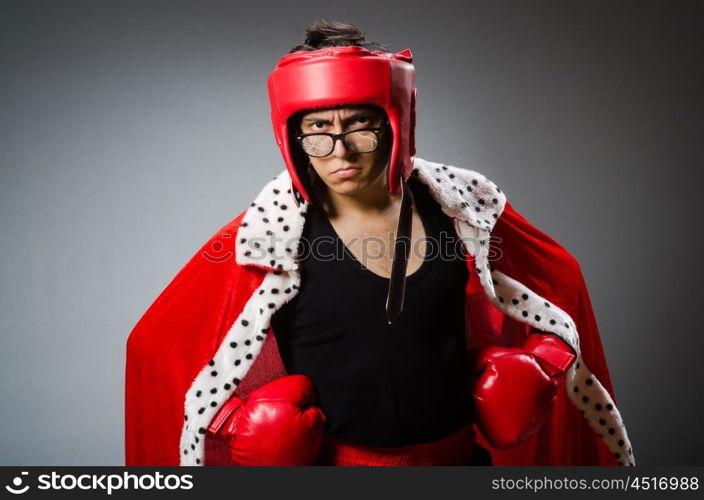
[270,177,474,447]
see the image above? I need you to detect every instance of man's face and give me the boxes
[298,105,390,198]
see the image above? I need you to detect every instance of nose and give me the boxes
[330,133,351,157]
[329,118,355,158]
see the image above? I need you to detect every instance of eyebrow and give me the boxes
[301,111,379,125]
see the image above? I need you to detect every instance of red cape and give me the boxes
[466,202,620,466]
[126,199,622,466]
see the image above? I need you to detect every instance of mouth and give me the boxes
[331,166,361,178]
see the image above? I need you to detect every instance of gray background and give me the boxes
[1,0,702,465]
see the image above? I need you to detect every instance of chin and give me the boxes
[325,179,367,196]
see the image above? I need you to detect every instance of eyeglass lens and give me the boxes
[301,130,379,157]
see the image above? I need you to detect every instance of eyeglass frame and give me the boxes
[295,120,390,158]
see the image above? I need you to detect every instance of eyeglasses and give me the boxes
[296,121,389,157]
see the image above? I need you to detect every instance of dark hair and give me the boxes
[289,19,390,53]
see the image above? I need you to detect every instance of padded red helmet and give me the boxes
[267,46,417,205]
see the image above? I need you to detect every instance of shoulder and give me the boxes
[411,157,506,233]
[412,157,585,308]
[412,157,578,267]
[234,169,308,272]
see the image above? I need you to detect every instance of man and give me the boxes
[125,20,634,466]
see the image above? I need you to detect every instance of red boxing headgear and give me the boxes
[267,46,417,205]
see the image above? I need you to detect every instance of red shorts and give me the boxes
[316,421,493,466]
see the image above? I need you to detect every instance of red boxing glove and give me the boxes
[471,333,576,450]
[204,374,326,465]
